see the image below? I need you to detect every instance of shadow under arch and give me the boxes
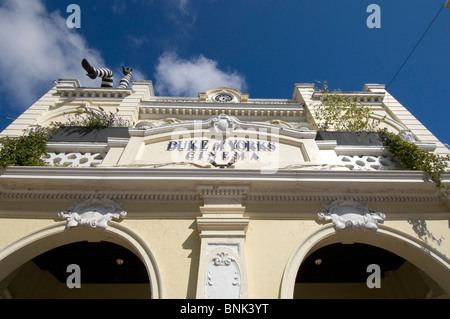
[280,223,450,299]
[0,221,163,299]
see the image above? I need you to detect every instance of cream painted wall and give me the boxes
[120,219,200,299]
[245,220,319,298]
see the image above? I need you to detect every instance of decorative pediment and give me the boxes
[199,87,249,103]
[58,198,127,229]
[317,199,385,231]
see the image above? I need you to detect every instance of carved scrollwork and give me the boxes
[317,199,385,231]
[58,197,127,229]
[213,252,234,266]
[210,114,237,136]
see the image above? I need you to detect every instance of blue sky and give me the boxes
[0,0,449,144]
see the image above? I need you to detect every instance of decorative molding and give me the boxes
[107,137,130,148]
[199,87,248,103]
[333,146,388,155]
[245,193,445,204]
[46,142,109,153]
[206,243,240,257]
[317,199,385,231]
[196,217,249,237]
[139,103,304,120]
[211,114,237,135]
[0,167,445,198]
[56,87,132,99]
[212,252,235,266]
[264,120,311,130]
[197,185,249,199]
[399,130,416,142]
[136,118,183,129]
[58,197,127,229]
[312,91,385,104]
[0,191,201,203]
[140,114,315,139]
[147,96,299,105]
[204,251,241,299]
[210,91,239,103]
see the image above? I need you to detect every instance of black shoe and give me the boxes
[82,59,97,79]
[122,66,133,75]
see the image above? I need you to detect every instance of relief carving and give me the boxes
[318,199,385,231]
[204,252,241,299]
[58,197,127,229]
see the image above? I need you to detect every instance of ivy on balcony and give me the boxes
[314,82,449,189]
[0,106,131,168]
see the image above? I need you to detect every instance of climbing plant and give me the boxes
[314,82,449,188]
[314,81,384,132]
[52,106,132,128]
[0,126,56,168]
[0,106,132,168]
[380,129,449,188]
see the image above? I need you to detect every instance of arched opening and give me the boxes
[280,224,450,299]
[0,223,163,299]
[294,243,446,299]
[1,241,150,299]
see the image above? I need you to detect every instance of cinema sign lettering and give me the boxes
[166,138,277,164]
[135,115,308,171]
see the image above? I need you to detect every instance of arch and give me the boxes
[280,223,450,298]
[369,113,407,132]
[0,222,163,299]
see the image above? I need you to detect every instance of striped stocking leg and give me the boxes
[81,59,114,88]
[118,66,133,88]
[94,68,114,88]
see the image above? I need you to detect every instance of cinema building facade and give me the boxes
[0,79,449,299]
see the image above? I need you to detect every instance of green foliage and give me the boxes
[380,130,449,188]
[314,81,384,132]
[53,106,131,128]
[314,81,449,188]
[0,127,56,168]
[0,106,132,168]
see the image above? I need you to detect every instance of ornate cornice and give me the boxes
[197,185,249,199]
[0,167,446,193]
[245,193,445,204]
[312,91,385,104]
[0,190,446,220]
[139,101,304,120]
[0,189,444,206]
[56,87,132,99]
[0,191,200,202]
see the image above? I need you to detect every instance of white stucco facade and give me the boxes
[0,79,448,299]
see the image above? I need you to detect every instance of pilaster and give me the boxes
[195,185,249,299]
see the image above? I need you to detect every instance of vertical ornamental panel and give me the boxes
[204,252,241,299]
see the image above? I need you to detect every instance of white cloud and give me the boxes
[0,0,105,109]
[154,52,247,97]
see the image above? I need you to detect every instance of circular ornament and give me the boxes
[214,93,233,103]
